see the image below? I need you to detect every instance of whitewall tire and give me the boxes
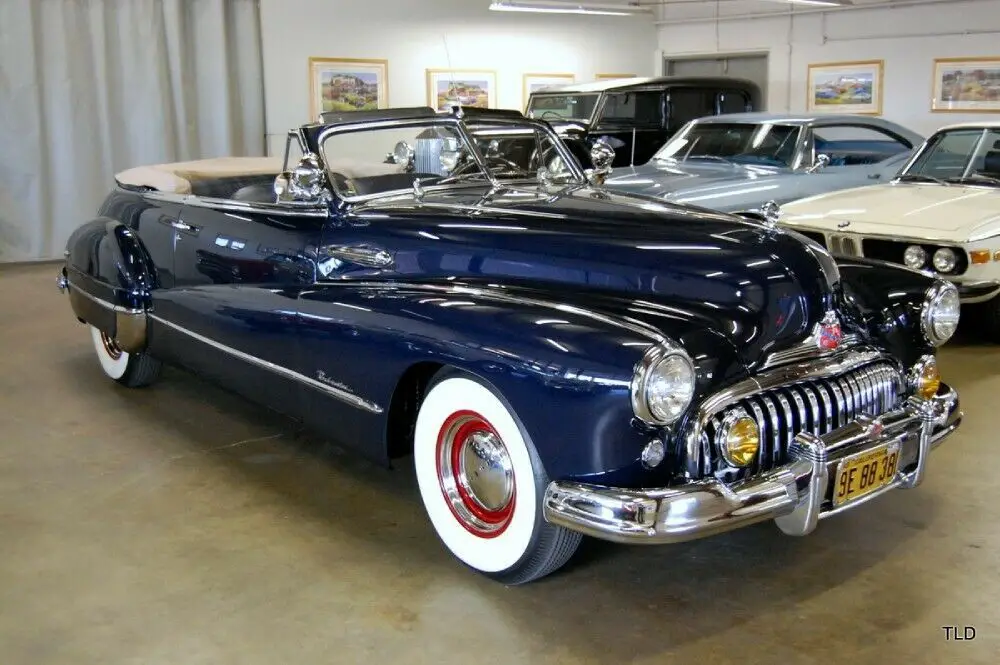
[89,325,162,388]
[413,370,582,584]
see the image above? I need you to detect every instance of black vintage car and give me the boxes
[525,75,763,168]
[58,106,962,585]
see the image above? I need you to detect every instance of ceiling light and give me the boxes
[488,1,653,16]
[758,0,854,6]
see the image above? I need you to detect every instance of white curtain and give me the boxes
[0,0,266,262]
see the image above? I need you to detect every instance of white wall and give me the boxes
[259,0,656,156]
[656,0,1000,137]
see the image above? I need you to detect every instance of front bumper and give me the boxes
[955,280,1000,304]
[542,384,961,544]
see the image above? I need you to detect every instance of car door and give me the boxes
[151,202,325,417]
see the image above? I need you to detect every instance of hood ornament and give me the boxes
[837,219,851,229]
[759,200,781,228]
[817,311,843,350]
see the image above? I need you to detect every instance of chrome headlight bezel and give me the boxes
[630,342,696,426]
[920,280,960,346]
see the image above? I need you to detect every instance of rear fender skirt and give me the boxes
[63,217,156,353]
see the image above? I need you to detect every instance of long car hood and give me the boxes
[350,183,844,371]
[604,159,786,206]
[780,182,1000,241]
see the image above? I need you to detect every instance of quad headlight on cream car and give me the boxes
[921,281,960,346]
[631,343,696,426]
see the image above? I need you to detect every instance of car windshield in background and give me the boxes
[900,128,1000,186]
[652,122,801,168]
[526,94,599,122]
[318,120,581,199]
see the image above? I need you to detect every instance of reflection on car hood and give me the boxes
[604,159,788,206]
[352,183,845,373]
[779,181,1000,241]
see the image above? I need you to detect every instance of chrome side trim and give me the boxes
[135,190,330,218]
[148,314,384,414]
[65,278,145,315]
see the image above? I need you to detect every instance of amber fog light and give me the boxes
[909,355,941,399]
[716,409,760,468]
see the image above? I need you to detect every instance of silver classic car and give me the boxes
[600,112,925,215]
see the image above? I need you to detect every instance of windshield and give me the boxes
[318,118,584,199]
[526,93,599,122]
[652,122,801,168]
[900,127,1000,186]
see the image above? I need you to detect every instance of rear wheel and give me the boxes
[90,325,161,388]
[413,370,582,585]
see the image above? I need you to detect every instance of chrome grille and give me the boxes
[705,361,905,475]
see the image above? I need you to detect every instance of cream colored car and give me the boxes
[776,121,1000,335]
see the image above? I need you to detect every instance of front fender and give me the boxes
[836,256,937,366]
[62,217,157,352]
[297,280,746,487]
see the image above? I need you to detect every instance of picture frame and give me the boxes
[522,73,576,108]
[595,73,636,80]
[806,60,884,115]
[426,69,498,111]
[931,57,1000,113]
[308,57,389,120]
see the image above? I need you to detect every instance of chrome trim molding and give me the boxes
[136,190,330,218]
[542,384,960,544]
[148,314,383,414]
[759,332,862,371]
[65,278,145,315]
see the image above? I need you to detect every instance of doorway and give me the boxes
[664,53,769,109]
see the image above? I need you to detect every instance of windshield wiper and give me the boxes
[896,173,951,186]
[947,173,1000,187]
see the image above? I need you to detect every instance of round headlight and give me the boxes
[909,355,941,400]
[631,345,696,425]
[932,247,957,273]
[920,281,960,346]
[903,245,927,270]
[716,409,760,468]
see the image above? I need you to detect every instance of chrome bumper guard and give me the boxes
[542,384,961,544]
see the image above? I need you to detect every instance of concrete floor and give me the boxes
[1,261,998,665]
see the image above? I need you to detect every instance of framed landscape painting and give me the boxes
[806,60,883,114]
[522,73,575,107]
[308,57,388,120]
[932,57,1000,112]
[426,69,497,111]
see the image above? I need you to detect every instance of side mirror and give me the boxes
[806,153,831,173]
[586,138,616,185]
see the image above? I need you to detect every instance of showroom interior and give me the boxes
[2,0,1000,662]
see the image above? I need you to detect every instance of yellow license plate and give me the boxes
[832,443,901,507]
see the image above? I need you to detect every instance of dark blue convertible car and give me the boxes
[58,106,962,584]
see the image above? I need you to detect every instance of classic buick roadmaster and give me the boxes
[57,106,962,584]
[776,121,1000,338]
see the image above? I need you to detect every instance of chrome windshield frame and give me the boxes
[315,114,588,204]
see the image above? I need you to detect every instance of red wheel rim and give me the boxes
[100,331,123,360]
[435,410,515,538]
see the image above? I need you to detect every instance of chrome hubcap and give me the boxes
[436,411,515,537]
[99,332,123,360]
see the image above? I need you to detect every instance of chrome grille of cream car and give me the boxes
[705,360,905,476]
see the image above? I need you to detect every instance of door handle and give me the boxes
[169,219,198,232]
[317,244,394,273]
